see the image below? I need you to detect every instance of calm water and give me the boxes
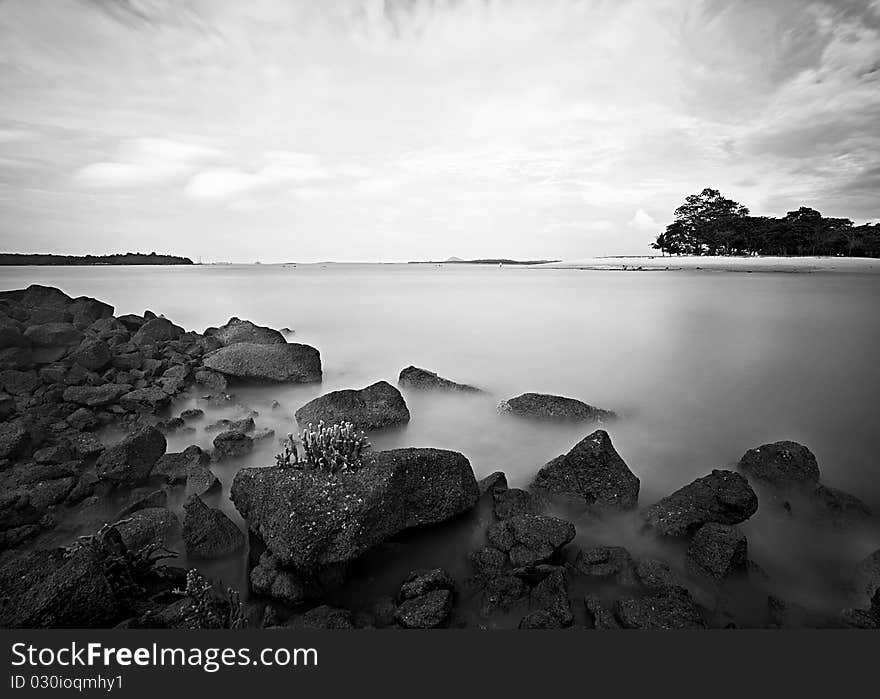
[2,263,879,616]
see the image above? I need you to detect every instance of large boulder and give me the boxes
[615,590,705,629]
[23,322,83,348]
[230,448,479,571]
[642,469,758,538]
[737,441,820,489]
[398,366,481,392]
[294,380,410,431]
[182,495,244,559]
[529,430,639,511]
[63,383,131,407]
[486,514,575,567]
[119,387,172,413]
[96,425,166,485]
[202,342,321,383]
[70,338,111,371]
[212,430,253,460]
[114,507,180,550]
[205,317,286,346]
[0,422,29,460]
[498,392,616,422]
[152,445,209,484]
[395,589,453,629]
[685,523,748,583]
[131,318,185,345]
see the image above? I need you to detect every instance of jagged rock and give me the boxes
[493,488,542,519]
[584,594,620,629]
[119,387,172,412]
[399,568,454,600]
[519,609,565,629]
[294,605,354,629]
[132,318,184,345]
[642,470,758,538]
[294,380,409,431]
[807,484,872,526]
[615,590,705,629]
[395,589,453,628]
[62,383,131,407]
[152,445,209,484]
[738,441,820,489]
[182,495,244,559]
[486,514,575,567]
[0,422,28,459]
[478,471,508,495]
[571,546,638,586]
[203,342,321,383]
[634,558,689,594]
[114,507,180,550]
[230,448,479,571]
[499,392,616,422]
[96,425,166,485]
[685,523,748,582]
[250,552,315,605]
[180,408,204,420]
[529,567,573,626]
[530,430,639,511]
[23,322,83,349]
[470,546,509,579]
[116,489,168,518]
[212,430,253,460]
[70,338,111,371]
[0,369,40,395]
[33,444,71,464]
[185,461,221,497]
[194,369,227,394]
[398,366,481,392]
[68,407,98,431]
[205,317,286,346]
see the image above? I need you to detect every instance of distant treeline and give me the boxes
[410,259,560,265]
[651,188,880,257]
[0,252,194,266]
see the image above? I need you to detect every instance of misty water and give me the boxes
[3,263,879,624]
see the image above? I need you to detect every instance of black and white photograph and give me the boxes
[1,0,880,662]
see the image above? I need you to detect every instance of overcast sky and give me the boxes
[1,0,878,262]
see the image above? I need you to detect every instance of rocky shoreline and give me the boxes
[1,284,878,629]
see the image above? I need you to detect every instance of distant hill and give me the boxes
[409,258,560,265]
[0,252,195,266]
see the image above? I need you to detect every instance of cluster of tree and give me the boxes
[650,188,880,257]
[0,252,194,266]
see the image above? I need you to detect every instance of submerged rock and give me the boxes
[96,426,166,486]
[152,445,209,485]
[642,469,758,538]
[530,430,639,511]
[250,552,316,605]
[205,317,286,346]
[685,523,749,583]
[398,366,481,392]
[203,342,321,383]
[571,546,638,587]
[584,594,620,630]
[182,495,244,559]
[498,392,616,422]
[737,441,820,489]
[486,514,575,567]
[294,380,410,431]
[230,448,479,571]
[212,430,254,460]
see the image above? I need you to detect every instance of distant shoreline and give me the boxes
[539,255,880,274]
[0,252,194,266]
[409,258,561,265]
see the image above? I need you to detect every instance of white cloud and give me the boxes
[628,208,659,232]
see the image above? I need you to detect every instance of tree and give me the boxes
[651,188,749,256]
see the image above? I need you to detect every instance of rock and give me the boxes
[29,477,77,510]
[530,430,639,511]
[180,408,204,421]
[854,548,880,599]
[23,322,83,348]
[478,574,530,617]
[194,369,227,394]
[68,407,98,431]
[642,470,758,538]
[185,461,221,497]
[205,317,286,346]
[132,318,185,345]
[498,392,616,422]
[395,589,453,628]
[529,567,573,626]
[33,444,72,464]
[295,605,354,629]
[203,342,321,383]
[0,422,28,459]
[230,448,479,570]
[737,441,820,489]
[0,392,15,420]
[808,484,872,526]
[519,609,565,629]
[398,366,481,392]
[634,558,689,594]
[69,432,104,459]
[70,338,111,371]
[182,495,244,559]
[0,369,40,395]
[571,546,638,586]
[68,296,113,327]
[470,546,509,579]
[584,594,621,629]
[96,425,166,485]
[152,445,209,484]
[250,552,315,605]
[212,430,253,460]
[493,488,542,520]
[114,507,180,550]
[478,471,508,496]
[294,380,410,431]
[119,387,172,413]
[117,314,145,332]
[685,523,748,583]
[62,383,131,407]
[158,365,189,394]
[486,514,575,567]
[399,568,454,600]
[116,489,168,518]
[615,590,705,629]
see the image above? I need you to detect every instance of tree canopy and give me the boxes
[650,188,880,257]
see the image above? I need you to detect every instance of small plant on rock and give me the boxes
[175,569,247,629]
[274,422,370,473]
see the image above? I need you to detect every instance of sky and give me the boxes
[1,0,879,263]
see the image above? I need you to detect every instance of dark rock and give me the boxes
[117,314,146,332]
[116,489,168,518]
[642,469,758,538]
[572,546,638,586]
[294,380,409,431]
[530,430,639,511]
[529,567,573,626]
[212,430,253,460]
[24,322,83,348]
[152,445,209,484]
[33,444,72,464]
[230,448,479,570]
[478,471,508,496]
[395,589,453,628]
[519,609,564,629]
[114,507,180,550]
[119,387,171,413]
[295,605,354,629]
[634,558,689,594]
[399,568,454,600]
[194,369,227,394]
[0,368,40,395]
[584,594,621,629]
[493,488,542,520]
[62,383,130,407]
[615,590,706,629]
[132,318,185,345]
[499,392,616,422]
[68,407,98,431]
[180,408,204,421]
[806,483,872,526]
[96,425,166,485]
[205,317,286,346]
[69,432,104,459]
[185,461,221,497]
[250,552,315,605]
[854,548,880,599]
[203,342,321,383]
[70,338,111,371]
[29,477,77,510]
[479,575,530,617]
[398,366,481,392]
[738,441,820,489]
[0,422,28,459]
[182,494,244,559]
[486,514,575,567]
[685,523,748,582]
[470,546,508,579]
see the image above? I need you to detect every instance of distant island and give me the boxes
[0,252,194,266]
[409,257,560,265]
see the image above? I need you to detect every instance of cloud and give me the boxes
[628,209,660,232]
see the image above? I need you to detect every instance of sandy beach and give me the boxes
[539,256,880,273]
